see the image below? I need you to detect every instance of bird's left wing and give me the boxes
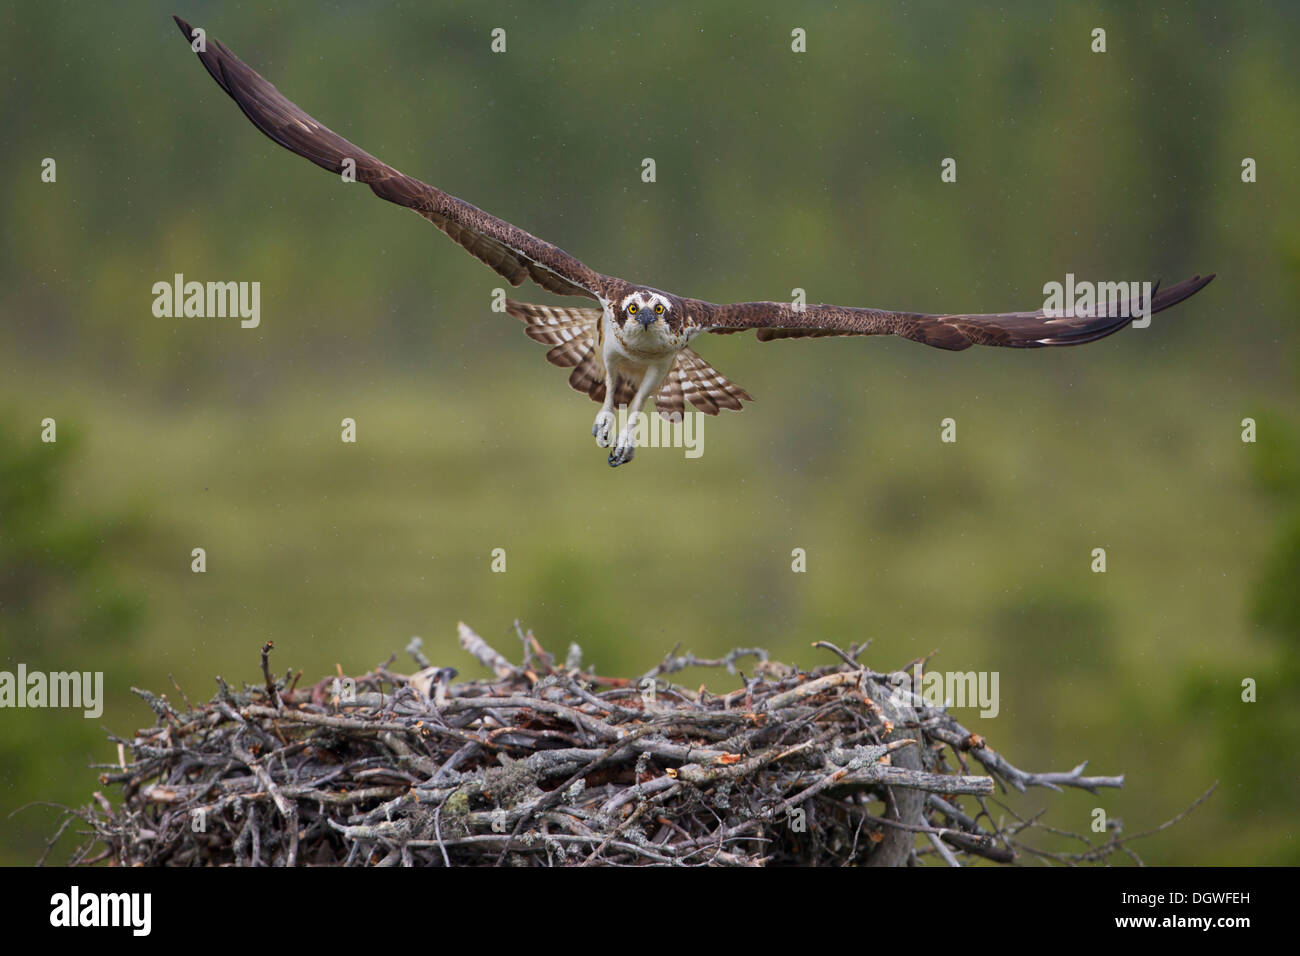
[172,16,605,301]
[701,274,1215,350]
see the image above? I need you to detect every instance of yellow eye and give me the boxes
[654,304,664,315]
[628,304,638,315]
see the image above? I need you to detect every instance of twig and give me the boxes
[50,627,1199,868]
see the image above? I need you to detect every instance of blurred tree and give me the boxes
[1176,250,1300,862]
[0,418,142,657]
[0,416,144,863]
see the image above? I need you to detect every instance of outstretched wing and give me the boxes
[703,274,1215,351]
[173,16,605,300]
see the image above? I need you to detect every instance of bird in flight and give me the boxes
[174,16,1213,467]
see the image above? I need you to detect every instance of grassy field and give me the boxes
[4,342,1291,864]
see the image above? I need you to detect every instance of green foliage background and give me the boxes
[1,1,1296,864]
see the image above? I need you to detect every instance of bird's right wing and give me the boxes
[173,16,606,301]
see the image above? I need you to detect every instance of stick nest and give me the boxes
[55,623,1158,866]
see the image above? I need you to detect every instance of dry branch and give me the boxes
[51,626,1188,866]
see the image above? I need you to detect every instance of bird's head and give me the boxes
[618,289,676,335]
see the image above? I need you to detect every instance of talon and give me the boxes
[607,433,636,467]
[592,410,615,447]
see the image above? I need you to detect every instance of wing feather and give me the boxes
[504,300,604,379]
[567,349,605,398]
[704,275,1214,351]
[655,365,686,421]
[174,16,605,301]
[504,299,646,404]
[666,348,752,416]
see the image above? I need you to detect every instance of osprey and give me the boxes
[174,17,1213,467]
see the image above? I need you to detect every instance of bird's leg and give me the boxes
[592,362,618,448]
[609,361,670,467]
